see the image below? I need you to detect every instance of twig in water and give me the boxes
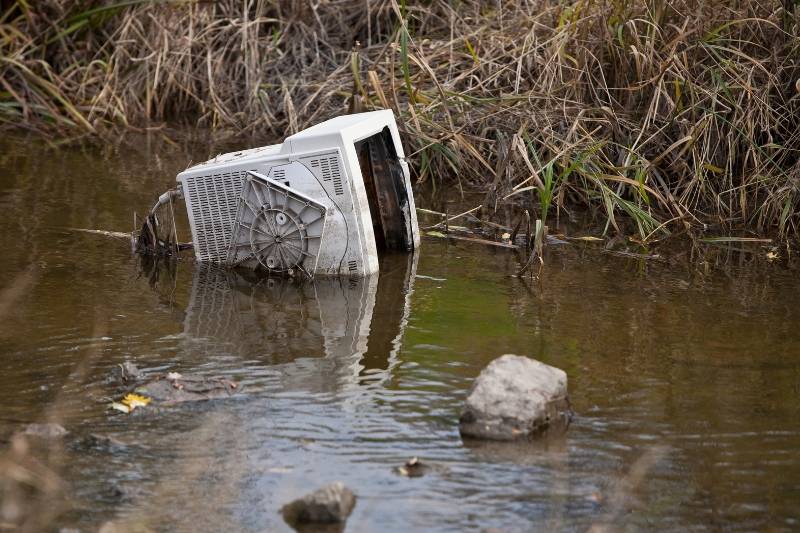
[427,232,518,249]
[524,210,532,250]
[417,205,483,230]
[517,218,545,276]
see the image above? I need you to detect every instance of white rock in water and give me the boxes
[281,481,356,525]
[459,354,571,440]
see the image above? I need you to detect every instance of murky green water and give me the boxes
[0,134,799,531]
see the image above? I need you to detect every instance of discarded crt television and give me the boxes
[160,110,419,277]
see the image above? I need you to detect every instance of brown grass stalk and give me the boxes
[1,0,798,239]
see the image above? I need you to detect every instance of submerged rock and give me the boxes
[23,423,68,439]
[459,354,571,441]
[392,456,448,478]
[133,373,239,405]
[108,361,142,384]
[281,482,356,525]
[78,433,130,452]
[393,456,429,477]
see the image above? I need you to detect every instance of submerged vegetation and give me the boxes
[2,0,800,240]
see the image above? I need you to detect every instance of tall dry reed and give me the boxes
[2,0,799,239]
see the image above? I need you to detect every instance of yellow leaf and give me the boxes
[121,393,151,409]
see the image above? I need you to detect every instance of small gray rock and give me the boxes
[459,354,571,441]
[121,362,141,379]
[281,482,356,525]
[392,456,448,478]
[82,433,129,451]
[23,423,68,439]
[109,361,141,383]
[393,456,430,477]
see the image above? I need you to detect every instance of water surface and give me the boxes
[0,134,798,531]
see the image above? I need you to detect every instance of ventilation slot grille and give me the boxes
[184,171,248,262]
[272,167,289,187]
[310,156,344,196]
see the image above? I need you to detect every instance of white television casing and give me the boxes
[175,110,420,277]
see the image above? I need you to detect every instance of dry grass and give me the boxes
[2,0,799,240]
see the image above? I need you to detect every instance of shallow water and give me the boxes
[0,134,798,531]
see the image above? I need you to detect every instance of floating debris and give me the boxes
[109,404,128,414]
[67,228,132,240]
[133,373,239,405]
[107,363,242,413]
[415,274,446,282]
[110,393,151,414]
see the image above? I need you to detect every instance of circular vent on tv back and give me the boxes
[226,172,327,276]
